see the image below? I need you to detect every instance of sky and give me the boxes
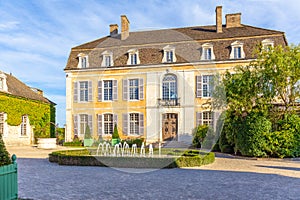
[0,0,300,126]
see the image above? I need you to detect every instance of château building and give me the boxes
[64,6,287,145]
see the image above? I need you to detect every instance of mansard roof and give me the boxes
[65,24,287,70]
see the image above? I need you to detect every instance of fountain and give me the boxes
[149,144,153,157]
[140,142,145,157]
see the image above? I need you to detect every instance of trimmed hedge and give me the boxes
[49,149,215,168]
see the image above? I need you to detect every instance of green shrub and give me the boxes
[112,124,120,139]
[84,125,92,139]
[122,138,144,147]
[192,125,208,148]
[0,134,11,166]
[236,113,271,157]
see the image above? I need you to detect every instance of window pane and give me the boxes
[129,113,139,135]
[104,114,113,134]
[129,79,139,100]
[79,81,88,101]
[103,80,112,101]
[162,74,177,100]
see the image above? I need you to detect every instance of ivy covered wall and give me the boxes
[0,93,56,138]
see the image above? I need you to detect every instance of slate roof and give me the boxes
[1,72,54,104]
[65,24,287,70]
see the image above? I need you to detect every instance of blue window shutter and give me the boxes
[113,80,118,101]
[139,79,144,100]
[123,79,128,101]
[196,112,202,126]
[88,81,93,102]
[98,81,102,101]
[196,76,202,98]
[88,115,93,135]
[122,113,128,135]
[73,82,78,103]
[139,113,144,136]
[97,114,102,135]
[74,115,78,136]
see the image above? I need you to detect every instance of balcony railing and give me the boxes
[158,98,180,107]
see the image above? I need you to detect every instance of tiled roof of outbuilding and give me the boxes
[1,72,55,104]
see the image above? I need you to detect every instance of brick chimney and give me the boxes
[226,13,242,28]
[110,24,118,36]
[121,15,130,40]
[216,6,223,33]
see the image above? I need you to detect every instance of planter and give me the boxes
[0,155,18,200]
[111,138,120,146]
[84,139,94,147]
[37,138,57,149]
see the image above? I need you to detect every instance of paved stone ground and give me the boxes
[6,146,300,199]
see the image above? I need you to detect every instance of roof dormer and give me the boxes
[262,39,274,51]
[0,72,8,92]
[201,43,215,60]
[127,49,140,65]
[162,45,176,63]
[101,50,114,67]
[230,41,245,59]
[77,53,89,68]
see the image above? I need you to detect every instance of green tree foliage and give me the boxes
[112,124,120,139]
[84,125,92,139]
[0,134,11,166]
[219,44,300,157]
[192,125,208,148]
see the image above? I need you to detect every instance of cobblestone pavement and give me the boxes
[17,157,300,200]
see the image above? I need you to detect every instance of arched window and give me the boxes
[162,74,177,100]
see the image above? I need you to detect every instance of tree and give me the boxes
[0,134,11,166]
[112,124,120,139]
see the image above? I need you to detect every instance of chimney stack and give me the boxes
[226,13,242,28]
[216,6,223,33]
[121,15,130,40]
[109,24,118,36]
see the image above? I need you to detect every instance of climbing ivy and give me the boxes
[0,93,56,138]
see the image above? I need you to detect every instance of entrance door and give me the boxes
[162,113,178,141]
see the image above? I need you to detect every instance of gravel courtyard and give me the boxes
[16,155,300,200]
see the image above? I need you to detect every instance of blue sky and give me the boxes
[0,0,299,126]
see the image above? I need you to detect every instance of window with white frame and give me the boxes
[103,114,113,135]
[162,45,176,63]
[122,113,144,136]
[196,111,213,127]
[101,51,113,67]
[262,39,274,51]
[196,75,214,98]
[21,115,28,136]
[201,43,215,60]
[79,114,88,135]
[162,74,177,100]
[123,78,144,101]
[74,81,92,102]
[98,80,117,101]
[79,81,89,102]
[129,79,139,100]
[103,80,113,101]
[0,113,4,135]
[230,41,245,59]
[77,53,89,68]
[127,49,140,65]
[129,113,139,135]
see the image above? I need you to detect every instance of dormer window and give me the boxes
[162,45,176,63]
[201,43,215,60]
[0,72,7,92]
[262,39,274,51]
[101,51,113,67]
[230,41,245,59]
[127,49,140,65]
[77,53,89,68]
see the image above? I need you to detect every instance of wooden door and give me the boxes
[162,113,178,141]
